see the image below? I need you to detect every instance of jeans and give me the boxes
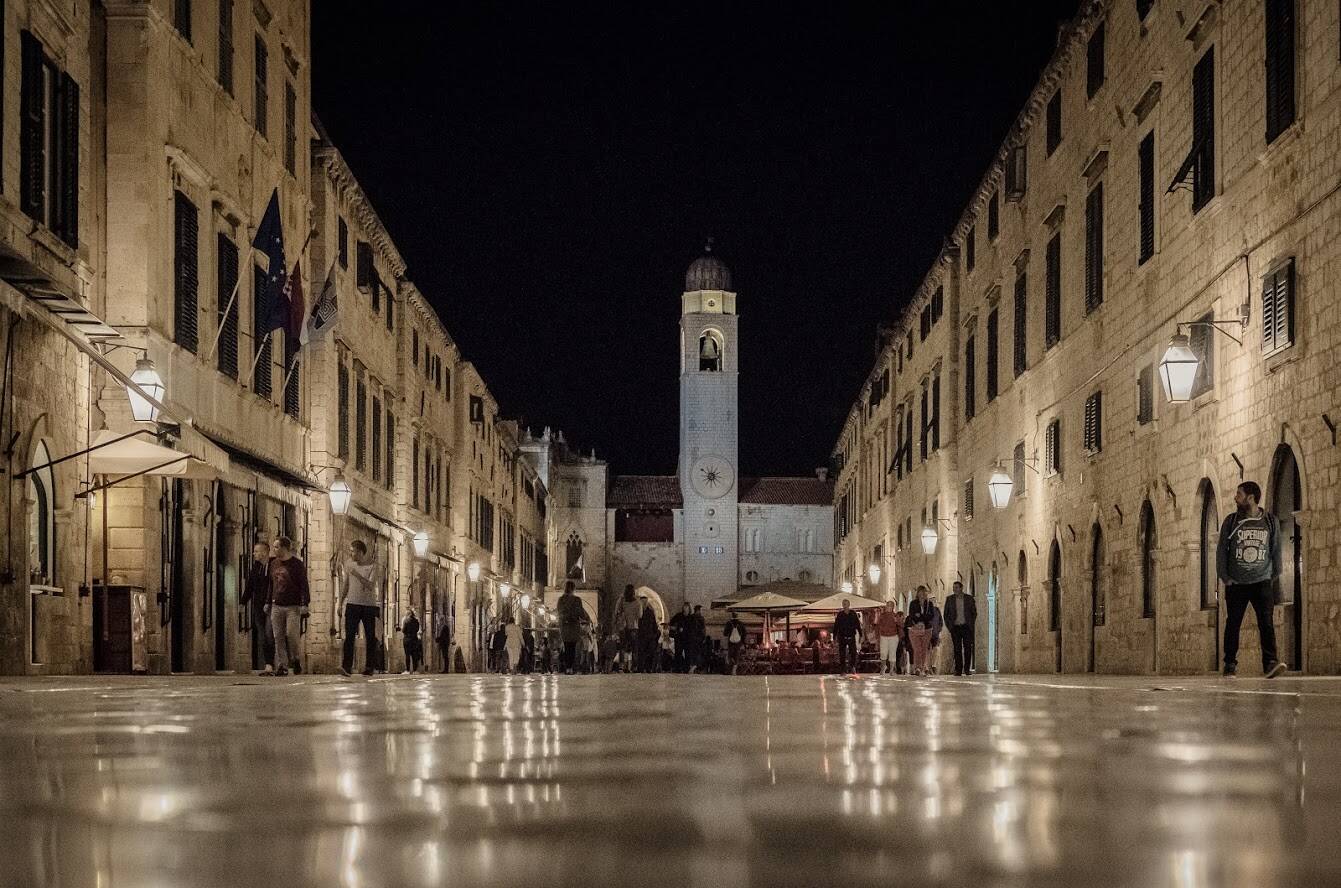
[403,639,422,672]
[251,609,274,670]
[270,605,302,672]
[342,604,379,673]
[908,625,931,672]
[837,635,859,673]
[950,625,974,674]
[561,640,578,672]
[1224,581,1279,671]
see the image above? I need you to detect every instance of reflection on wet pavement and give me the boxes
[0,673,1338,887]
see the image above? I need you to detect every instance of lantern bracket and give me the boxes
[1175,310,1247,347]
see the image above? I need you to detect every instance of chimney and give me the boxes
[815,467,829,481]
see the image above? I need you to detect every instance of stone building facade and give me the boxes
[1,0,554,675]
[834,0,1341,675]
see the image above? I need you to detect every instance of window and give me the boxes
[337,362,349,458]
[1137,0,1154,21]
[699,331,722,371]
[1264,0,1296,143]
[930,372,941,451]
[337,218,348,268]
[963,477,974,521]
[985,307,999,401]
[964,334,976,421]
[1137,364,1154,425]
[283,332,299,418]
[172,190,199,353]
[1086,20,1106,98]
[987,192,999,240]
[1013,270,1028,376]
[1140,500,1157,617]
[903,405,913,474]
[386,291,394,332]
[1044,418,1061,476]
[174,0,192,42]
[1045,232,1062,348]
[1192,47,1215,211]
[1084,183,1104,314]
[920,305,931,341]
[217,232,239,378]
[1048,541,1061,632]
[1261,258,1296,356]
[411,329,419,367]
[1013,440,1027,497]
[1138,132,1155,264]
[371,396,382,481]
[1198,480,1218,610]
[411,437,420,508]
[919,380,929,461]
[1017,551,1030,633]
[252,264,272,397]
[218,0,234,94]
[384,411,395,490]
[253,34,268,138]
[1005,145,1027,198]
[284,81,297,175]
[354,378,366,471]
[1091,524,1106,626]
[1083,391,1102,454]
[931,287,943,322]
[1188,311,1214,398]
[20,32,80,247]
[27,441,56,587]
[1046,90,1062,155]
[567,481,582,508]
[965,224,976,272]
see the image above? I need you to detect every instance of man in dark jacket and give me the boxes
[833,599,864,673]
[723,614,748,673]
[669,603,692,672]
[557,581,586,674]
[266,537,309,677]
[686,605,707,673]
[1217,481,1285,678]
[637,599,661,672]
[943,580,978,676]
[238,541,274,673]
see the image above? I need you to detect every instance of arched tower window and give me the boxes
[699,331,722,372]
[1017,549,1029,633]
[1198,480,1218,610]
[1090,523,1105,626]
[565,532,584,580]
[1140,500,1157,617]
[27,441,57,586]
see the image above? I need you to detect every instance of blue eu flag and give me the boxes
[251,190,289,332]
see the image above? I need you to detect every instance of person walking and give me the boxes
[503,617,524,674]
[686,605,707,673]
[723,613,748,674]
[266,537,309,677]
[435,612,452,673]
[637,599,660,672]
[613,585,641,673]
[402,608,423,674]
[874,600,905,674]
[670,603,692,672]
[906,586,935,676]
[944,581,978,676]
[239,541,274,674]
[557,581,586,674]
[1218,480,1286,678]
[338,539,382,677]
[834,599,864,674]
[927,596,945,675]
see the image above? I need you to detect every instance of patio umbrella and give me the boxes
[798,591,887,612]
[727,591,808,647]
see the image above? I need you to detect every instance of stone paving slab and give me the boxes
[0,673,1337,887]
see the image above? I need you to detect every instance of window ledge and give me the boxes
[1264,344,1301,374]
[1258,120,1305,167]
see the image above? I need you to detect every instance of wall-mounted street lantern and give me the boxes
[500,582,511,599]
[520,593,531,610]
[127,357,166,423]
[412,530,429,558]
[328,475,352,516]
[1160,308,1248,403]
[920,525,939,555]
[867,562,881,585]
[467,561,481,582]
[987,463,1014,510]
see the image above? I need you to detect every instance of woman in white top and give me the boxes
[503,617,524,674]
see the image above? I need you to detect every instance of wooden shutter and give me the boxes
[253,34,268,137]
[173,191,200,353]
[1084,182,1104,313]
[218,0,234,94]
[283,333,299,417]
[965,225,976,272]
[1264,0,1296,144]
[986,308,999,400]
[411,437,420,508]
[1045,233,1061,347]
[964,336,976,421]
[385,288,394,331]
[385,411,395,490]
[284,80,297,174]
[354,378,366,470]
[963,478,974,520]
[371,397,382,480]
[1046,90,1062,155]
[1045,419,1061,475]
[1005,145,1027,199]
[1138,132,1155,264]
[58,72,79,247]
[1262,259,1295,356]
[174,0,192,41]
[252,264,272,396]
[20,31,46,222]
[337,363,349,458]
[217,233,240,378]
[1014,271,1028,376]
[1013,440,1026,495]
[1137,365,1154,425]
[931,374,941,451]
[1192,47,1215,211]
[1084,392,1102,454]
[1086,20,1105,98]
[337,218,348,267]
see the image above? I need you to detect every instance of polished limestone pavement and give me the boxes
[1,672,1338,888]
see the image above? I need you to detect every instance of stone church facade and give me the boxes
[537,250,834,625]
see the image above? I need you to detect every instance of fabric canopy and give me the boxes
[800,592,887,612]
[727,591,809,612]
[89,430,216,479]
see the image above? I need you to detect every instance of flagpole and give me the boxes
[203,245,253,364]
[280,350,302,394]
[247,331,273,385]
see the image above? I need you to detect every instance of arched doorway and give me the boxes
[1198,480,1220,671]
[1089,524,1104,673]
[1048,541,1062,672]
[986,562,999,673]
[1017,550,1029,637]
[1270,446,1303,671]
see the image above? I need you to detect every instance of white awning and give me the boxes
[88,430,217,479]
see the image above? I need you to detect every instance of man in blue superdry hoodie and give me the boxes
[1216,481,1285,679]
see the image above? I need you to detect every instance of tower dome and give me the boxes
[684,242,732,292]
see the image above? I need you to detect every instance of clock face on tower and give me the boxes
[690,455,735,499]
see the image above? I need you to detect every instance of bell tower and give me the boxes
[679,243,739,609]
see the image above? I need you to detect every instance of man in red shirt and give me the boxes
[874,600,906,675]
[266,536,310,676]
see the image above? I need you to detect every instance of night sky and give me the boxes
[312,1,1080,477]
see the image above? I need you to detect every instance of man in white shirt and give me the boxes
[338,539,383,676]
